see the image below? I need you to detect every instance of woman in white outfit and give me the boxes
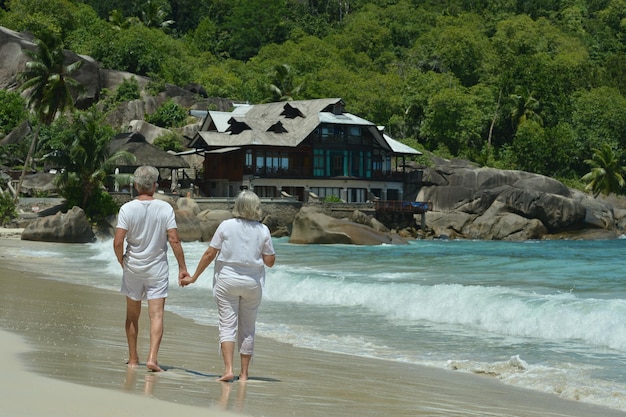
[181,190,275,381]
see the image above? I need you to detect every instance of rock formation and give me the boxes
[21,206,96,243]
[411,159,624,240]
[289,206,407,245]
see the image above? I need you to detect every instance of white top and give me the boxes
[210,218,275,286]
[116,199,177,279]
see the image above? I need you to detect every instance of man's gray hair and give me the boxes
[133,166,159,193]
[232,190,263,221]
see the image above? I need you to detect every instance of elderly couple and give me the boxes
[113,166,275,382]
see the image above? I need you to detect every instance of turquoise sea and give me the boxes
[5,236,626,412]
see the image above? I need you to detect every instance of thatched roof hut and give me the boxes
[109,132,190,173]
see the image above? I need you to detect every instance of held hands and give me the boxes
[179,271,197,287]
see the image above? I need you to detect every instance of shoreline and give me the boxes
[2,238,626,416]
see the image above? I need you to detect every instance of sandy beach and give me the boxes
[1,236,626,417]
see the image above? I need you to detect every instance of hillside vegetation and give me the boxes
[1,0,625,190]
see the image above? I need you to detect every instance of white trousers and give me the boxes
[214,275,262,355]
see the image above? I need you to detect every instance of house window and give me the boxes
[387,189,400,200]
[256,152,265,175]
[372,150,383,175]
[254,186,276,198]
[313,149,325,176]
[281,153,289,172]
[347,127,361,144]
[349,188,367,203]
[350,151,363,177]
[383,154,391,174]
[255,150,289,175]
[245,150,253,172]
[311,187,342,200]
[320,125,345,143]
[320,126,332,142]
[268,152,279,174]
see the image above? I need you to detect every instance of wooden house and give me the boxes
[188,98,421,202]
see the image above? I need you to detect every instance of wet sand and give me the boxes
[1,237,626,417]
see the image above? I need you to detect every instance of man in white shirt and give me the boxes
[113,166,189,372]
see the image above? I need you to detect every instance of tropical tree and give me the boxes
[140,0,174,30]
[14,35,83,202]
[581,143,626,198]
[44,107,135,221]
[509,85,543,130]
[264,63,304,102]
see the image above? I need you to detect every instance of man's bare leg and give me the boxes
[217,341,235,381]
[239,354,252,381]
[125,298,141,366]
[146,297,166,372]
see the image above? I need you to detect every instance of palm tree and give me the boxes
[109,9,140,30]
[14,36,83,202]
[140,0,175,30]
[581,143,626,198]
[509,85,543,130]
[48,107,135,210]
[265,64,304,102]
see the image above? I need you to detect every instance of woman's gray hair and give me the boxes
[232,190,263,221]
[133,166,159,193]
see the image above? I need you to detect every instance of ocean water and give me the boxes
[6,236,626,412]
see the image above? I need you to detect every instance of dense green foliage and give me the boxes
[146,99,188,128]
[114,76,141,103]
[154,131,184,152]
[0,90,27,135]
[41,108,134,222]
[0,191,17,226]
[1,0,625,193]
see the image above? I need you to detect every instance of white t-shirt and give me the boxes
[210,218,275,286]
[116,198,177,280]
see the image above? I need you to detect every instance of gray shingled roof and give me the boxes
[192,98,422,155]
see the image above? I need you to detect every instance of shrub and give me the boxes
[0,90,27,135]
[146,99,188,128]
[0,192,17,226]
[323,195,342,202]
[61,181,119,223]
[154,131,184,152]
[114,77,141,103]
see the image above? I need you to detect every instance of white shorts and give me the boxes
[121,273,168,301]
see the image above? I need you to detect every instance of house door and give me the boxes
[329,151,345,177]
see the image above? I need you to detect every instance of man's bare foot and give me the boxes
[126,358,139,367]
[146,362,164,372]
[238,373,248,382]
[217,372,234,382]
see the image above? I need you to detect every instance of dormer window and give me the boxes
[226,118,251,134]
[321,101,344,115]
[280,103,304,119]
[267,121,287,133]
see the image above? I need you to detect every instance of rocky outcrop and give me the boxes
[21,206,95,243]
[174,210,203,242]
[196,209,233,241]
[289,206,406,245]
[412,159,622,240]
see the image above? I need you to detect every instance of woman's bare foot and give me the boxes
[126,358,139,367]
[238,372,248,382]
[217,372,235,382]
[146,361,164,372]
